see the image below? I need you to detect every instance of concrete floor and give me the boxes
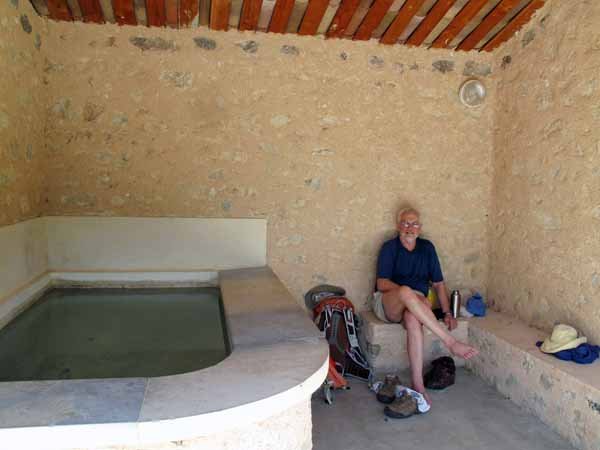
[312,369,575,450]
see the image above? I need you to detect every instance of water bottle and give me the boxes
[451,290,461,319]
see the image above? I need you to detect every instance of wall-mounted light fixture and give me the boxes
[459,79,486,108]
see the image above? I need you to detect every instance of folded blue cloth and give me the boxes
[466,293,486,317]
[535,341,600,364]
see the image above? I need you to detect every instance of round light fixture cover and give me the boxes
[459,79,486,107]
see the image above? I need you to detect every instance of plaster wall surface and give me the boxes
[0,218,47,302]
[489,0,600,343]
[45,216,266,270]
[0,0,48,226]
[40,22,495,307]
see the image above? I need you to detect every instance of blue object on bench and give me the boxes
[535,341,600,364]
[466,293,486,317]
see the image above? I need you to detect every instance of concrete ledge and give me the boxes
[358,310,468,376]
[467,312,600,450]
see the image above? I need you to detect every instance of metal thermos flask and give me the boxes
[451,290,461,318]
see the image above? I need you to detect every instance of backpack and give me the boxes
[306,286,372,403]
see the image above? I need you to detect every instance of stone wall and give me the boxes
[489,0,600,342]
[40,21,495,307]
[0,0,48,226]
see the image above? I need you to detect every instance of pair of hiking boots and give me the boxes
[376,375,419,419]
[376,357,456,419]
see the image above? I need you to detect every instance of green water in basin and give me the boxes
[0,287,229,381]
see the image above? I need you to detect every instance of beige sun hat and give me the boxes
[540,324,587,354]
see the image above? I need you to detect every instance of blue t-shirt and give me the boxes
[376,236,444,296]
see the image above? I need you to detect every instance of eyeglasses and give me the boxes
[399,221,422,229]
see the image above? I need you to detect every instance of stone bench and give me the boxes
[359,309,600,450]
[467,311,600,450]
[358,310,469,376]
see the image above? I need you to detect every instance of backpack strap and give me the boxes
[343,308,360,350]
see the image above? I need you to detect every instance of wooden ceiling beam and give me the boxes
[78,0,104,22]
[113,0,137,24]
[430,0,487,49]
[268,0,295,32]
[481,0,545,52]
[146,0,167,25]
[165,0,179,27]
[47,0,73,20]
[326,0,362,38]
[456,0,521,51]
[406,0,456,46]
[380,0,426,45]
[210,0,231,30]
[298,0,329,35]
[179,0,199,26]
[353,0,393,41]
[239,0,264,30]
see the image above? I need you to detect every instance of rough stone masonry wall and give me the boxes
[0,0,48,226]
[489,0,600,343]
[41,21,495,307]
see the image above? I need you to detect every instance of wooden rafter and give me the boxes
[430,0,488,48]
[179,0,198,26]
[353,0,393,41]
[146,0,167,25]
[113,0,137,24]
[239,0,264,31]
[298,0,329,36]
[78,0,104,22]
[40,0,543,51]
[210,0,230,30]
[380,0,425,45]
[406,0,456,46]
[326,0,361,38]
[267,0,295,33]
[481,0,545,51]
[456,0,521,51]
[47,0,73,20]
[166,0,179,27]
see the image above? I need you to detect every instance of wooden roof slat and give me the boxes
[239,0,264,30]
[210,0,231,30]
[326,0,361,38]
[430,0,488,48]
[198,0,210,25]
[78,0,104,22]
[47,0,73,20]
[298,0,329,36]
[481,0,545,52]
[146,0,167,25]
[353,0,393,41]
[113,0,137,24]
[406,0,456,46]
[179,0,199,26]
[268,0,295,33]
[165,0,179,27]
[380,0,426,45]
[456,0,521,51]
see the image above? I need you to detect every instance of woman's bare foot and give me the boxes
[449,340,479,359]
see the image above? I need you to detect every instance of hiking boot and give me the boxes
[376,375,401,404]
[384,392,418,419]
[424,357,456,390]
